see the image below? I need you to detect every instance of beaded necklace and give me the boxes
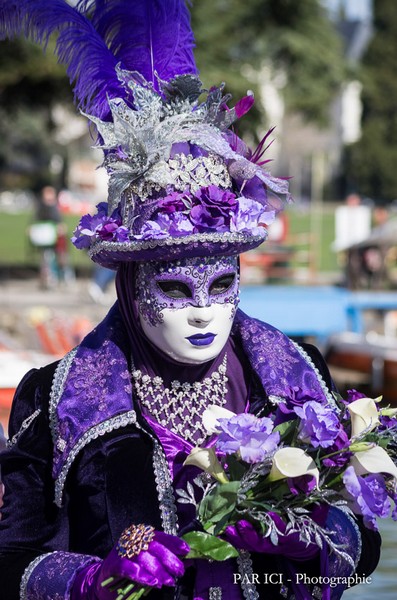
[132,355,228,445]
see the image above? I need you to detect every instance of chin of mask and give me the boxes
[136,256,239,364]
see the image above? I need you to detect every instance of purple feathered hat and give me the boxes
[0,0,291,268]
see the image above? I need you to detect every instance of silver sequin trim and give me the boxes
[89,230,266,258]
[237,551,259,600]
[293,342,339,411]
[313,586,323,599]
[54,410,137,507]
[49,347,78,447]
[209,586,223,600]
[152,440,179,535]
[7,409,41,448]
[20,552,53,600]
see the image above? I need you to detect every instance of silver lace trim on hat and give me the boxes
[128,152,231,201]
[88,229,267,261]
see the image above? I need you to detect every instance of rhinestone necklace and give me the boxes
[132,355,228,446]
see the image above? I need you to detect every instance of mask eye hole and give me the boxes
[209,274,236,296]
[157,280,193,299]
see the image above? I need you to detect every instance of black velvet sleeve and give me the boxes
[0,361,66,600]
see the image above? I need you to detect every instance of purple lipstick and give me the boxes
[186,333,216,346]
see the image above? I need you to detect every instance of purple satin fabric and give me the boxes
[224,517,320,561]
[193,559,243,600]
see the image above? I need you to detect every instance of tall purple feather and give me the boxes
[0,0,197,119]
[77,0,198,85]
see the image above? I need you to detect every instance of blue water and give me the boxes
[343,519,396,599]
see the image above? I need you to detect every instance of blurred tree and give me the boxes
[345,0,397,203]
[192,0,345,131]
[0,39,71,108]
[0,38,72,189]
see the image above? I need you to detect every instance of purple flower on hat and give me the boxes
[158,191,188,214]
[71,202,130,248]
[190,185,238,232]
[343,466,391,530]
[216,413,280,464]
[167,212,195,236]
[138,220,170,240]
[232,196,274,233]
[294,401,340,449]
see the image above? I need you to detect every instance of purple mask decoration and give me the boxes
[136,255,239,327]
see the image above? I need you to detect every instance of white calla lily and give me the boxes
[202,405,236,435]
[183,447,228,483]
[347,397,380,438]
[267,447,320,487]
[349,445,397,482]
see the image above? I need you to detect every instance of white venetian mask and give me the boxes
[136,255,239,364]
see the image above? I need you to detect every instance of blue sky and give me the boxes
[324,0,372,20]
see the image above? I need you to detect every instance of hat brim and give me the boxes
[88,230,267,268]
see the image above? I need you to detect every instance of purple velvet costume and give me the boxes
[0,293,380,600]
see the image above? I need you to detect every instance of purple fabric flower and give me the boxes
[294,401,340,448]
[71,203,129,248]
[158,191,188,213]
[190,185,238,232]
[343,466,391,530]
[165,212,194,236]
[322,426,351,467]
[216,413,280,464]
[232,196,274,233]
[138,220,170,240]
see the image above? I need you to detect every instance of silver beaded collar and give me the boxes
[132,355,228,446]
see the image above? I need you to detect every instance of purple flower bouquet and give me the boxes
[179,391,397,562]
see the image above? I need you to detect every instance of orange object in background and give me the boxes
[0,386,14,435]
[0,313,94,434]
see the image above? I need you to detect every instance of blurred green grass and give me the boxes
[0,210,92,269]
[0,206,339,272]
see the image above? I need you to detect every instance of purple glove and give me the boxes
[224,505,328,561]
[71,524,190,599]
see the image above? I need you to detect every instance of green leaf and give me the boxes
[225,454,247,480]
[199,481,240,528]
[273,419,297,442]
[182,531,239,561]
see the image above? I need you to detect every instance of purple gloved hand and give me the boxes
[71,525,190,599]
[224,505,328,561]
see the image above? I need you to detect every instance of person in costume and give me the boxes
[0,2,381,599]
